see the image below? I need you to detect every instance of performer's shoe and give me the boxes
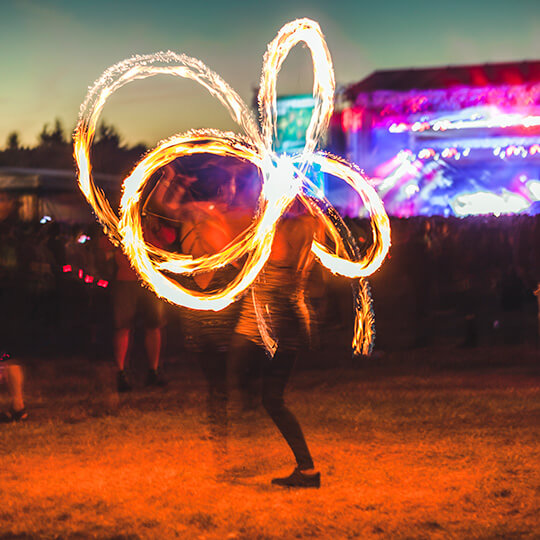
[0,407,28,423]
[271,467,321,488]
[145,368,167,388]
[117,370,132,393]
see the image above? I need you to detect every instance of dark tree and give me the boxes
[38,118,66,147]
[6,132,20,151]
[0,118,146,173]
[97,122,121,148]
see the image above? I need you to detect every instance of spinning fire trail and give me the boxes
[74,18,391,355]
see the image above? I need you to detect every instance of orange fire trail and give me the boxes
[74,18,391,354]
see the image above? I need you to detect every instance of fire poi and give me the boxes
[73,18,391,355]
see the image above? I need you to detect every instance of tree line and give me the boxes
[0,119,147,175]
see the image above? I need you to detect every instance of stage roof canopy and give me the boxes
[345,60,540,99]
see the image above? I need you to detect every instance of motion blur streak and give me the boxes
[74,18,391,354]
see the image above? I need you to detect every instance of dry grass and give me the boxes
[0,345,539,539]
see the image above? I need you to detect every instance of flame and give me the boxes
[73,18,391,355]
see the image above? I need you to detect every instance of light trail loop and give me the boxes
[74,18,391,353]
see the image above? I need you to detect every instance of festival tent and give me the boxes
[0,167,120,223]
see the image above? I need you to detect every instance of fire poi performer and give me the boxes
[74,18,391,486]
[230,200,320,487]
[171,164,244,458]
[147,157,255,457]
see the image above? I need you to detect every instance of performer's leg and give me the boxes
[114,328,132,392]
[144,327,161,372]
[227,334,263,411]
[113,282,135,392]
[114,328,130,372]
[261,350,314,471]
[142,290,167,383]
[6,364,25,413]
[0,363,28,422]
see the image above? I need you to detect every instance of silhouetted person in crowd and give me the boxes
[99,215,172,392]
[409,219,435,347]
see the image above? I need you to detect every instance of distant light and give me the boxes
[84,275,94,284]
[405,184,419,197]
[523,115,540,128]
[40,216,52,224]
[63,265,72,273]
[397,150,410,162]
[452,191,529,216]
[418,148,435,160]
[77,234,91,244]
[426,113,540,132]
[97,279,109,288]
[527,180,540,200]
[389,122,407,133]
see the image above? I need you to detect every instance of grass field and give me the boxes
[1,345,539,539]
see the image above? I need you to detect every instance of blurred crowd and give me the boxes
[0,219,115,356]
[352,214,540,347]
[0,213,539,358]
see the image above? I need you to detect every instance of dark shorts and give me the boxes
[113,281,166,329]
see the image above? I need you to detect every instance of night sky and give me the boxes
[1,0,538,148]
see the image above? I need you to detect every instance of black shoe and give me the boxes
[117,370,132,393]
[0,407,28,423]
[271,467,321,488]
[145,368,167,388]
